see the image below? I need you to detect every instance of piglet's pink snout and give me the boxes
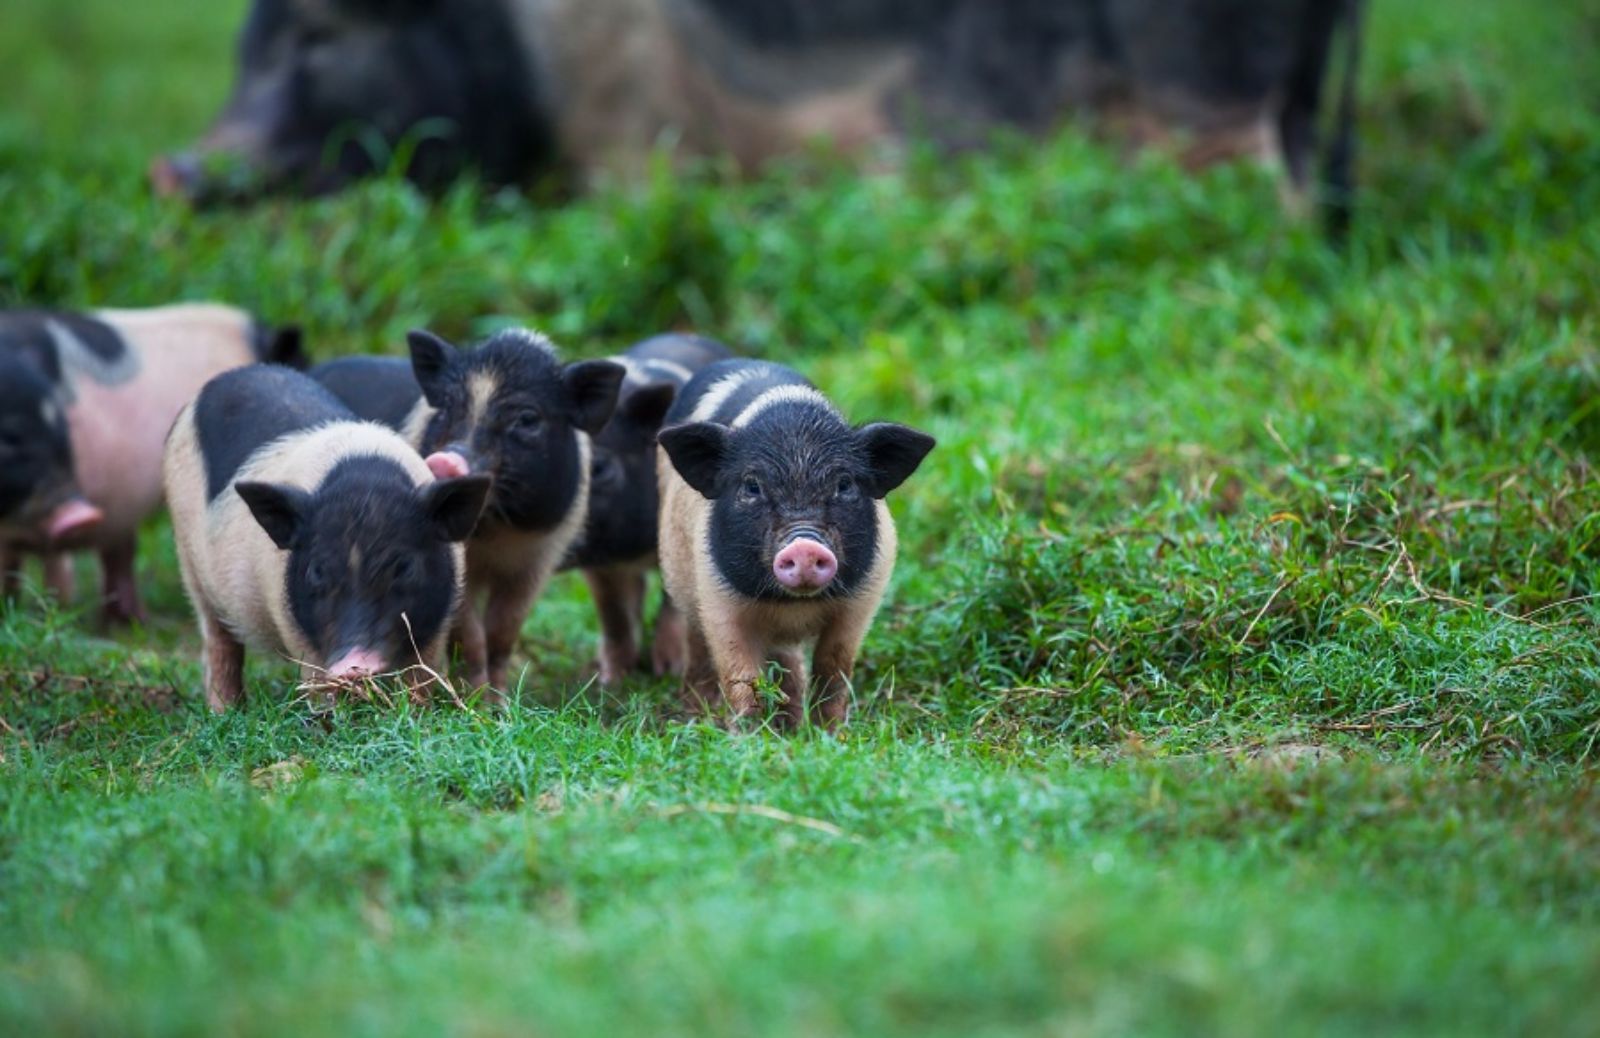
[46,498,104,543]
[424,451,471,480]
[326,649,390,682]
[773,538,837,592]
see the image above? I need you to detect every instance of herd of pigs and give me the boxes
[0,305,933,727]
[5,1,1371,725]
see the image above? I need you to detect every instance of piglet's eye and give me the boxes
[835,476,856,498]
[391,557,417,583]
[742,477,762,499]
[512,410,543,431]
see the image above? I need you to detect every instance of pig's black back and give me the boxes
[194,365,355,502]
[309,356,423,434]
[625,334,733,381]
[666,359,816,428]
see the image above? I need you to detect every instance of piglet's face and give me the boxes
[236,458,489,681]
[406,329,623,534]
[659,411,935,602]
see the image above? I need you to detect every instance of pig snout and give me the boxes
[773,535,837,593]
[325,648,391,682]
[424,450,472,480]
[45,498,104,544]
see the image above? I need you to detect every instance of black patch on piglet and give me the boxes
[0,351,75,527]
[627,333,733,374]
[254,321,308,369]
[194,365,354,502]
[310,356,425,432]
[569,381,679,569]
[240,456,489,669]
[856,423,936,498]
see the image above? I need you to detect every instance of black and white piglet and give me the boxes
[0,304,304,622]
[312,329,623,691]
[164,366,489,711]
[657,359,934,727]
[563,333,731,685]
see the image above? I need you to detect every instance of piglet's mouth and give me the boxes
[325,648,391,683]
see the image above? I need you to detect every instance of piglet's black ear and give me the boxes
[857,423,935,498]
[564,359,626,436]
[422,474,492,543]
[657,422,730,500]
[235,481,313,550]
[265,325,307,370]
[407,329,458,409]
[623,382,677,431]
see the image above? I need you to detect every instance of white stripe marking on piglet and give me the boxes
[686,367,763,423]
[729,385,836,429]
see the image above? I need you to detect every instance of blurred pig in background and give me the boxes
[154,0,1363,225]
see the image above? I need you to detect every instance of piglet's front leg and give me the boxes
[704,617,769,726]
[201,611,246,712]
[453,607,491,697]
[483,571,543,698]
[811,615,869,729]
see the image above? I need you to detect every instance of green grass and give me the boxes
[3,0,1600,1034]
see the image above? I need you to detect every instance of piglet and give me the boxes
[0,304,304,623]
[563,333,732,685]
[657,359,934,728]
[164,366,489,710]
[311,328,623,692]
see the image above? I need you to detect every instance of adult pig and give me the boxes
[157,0,1365,229]
[656,359,934,728]
[164,365,490,710]
[311,328,624,692]
[563,333,731,685]
[0,304,306,623]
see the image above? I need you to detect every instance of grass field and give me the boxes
[3,1,1600,1034]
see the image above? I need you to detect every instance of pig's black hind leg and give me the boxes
[98,536,145,626]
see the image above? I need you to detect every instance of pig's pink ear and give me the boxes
[422,474,492,542]
[407,329,458,408]
[658,422,729,500]
[624,383,677,431]
[857,423,936,498]
[235,481,313,550]
[564,360,626,435]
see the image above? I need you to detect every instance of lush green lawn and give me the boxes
[3,0,1599,1034]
